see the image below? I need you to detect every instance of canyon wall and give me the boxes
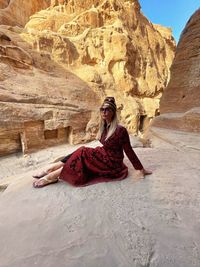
[0,0,175,155]
[23,0,175,134]
[150,9,200,133]
[0,26,99,156]
[0,0,51,26]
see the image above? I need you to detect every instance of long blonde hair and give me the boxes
[96,112,118,141]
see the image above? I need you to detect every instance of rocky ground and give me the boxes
[0,132,200,267]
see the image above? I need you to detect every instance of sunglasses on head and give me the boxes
[100,107,112,113]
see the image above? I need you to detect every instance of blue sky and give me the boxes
[139,0,200,43]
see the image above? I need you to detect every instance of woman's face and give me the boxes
[100,104,114,122]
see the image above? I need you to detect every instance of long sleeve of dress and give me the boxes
[122,129,144,170]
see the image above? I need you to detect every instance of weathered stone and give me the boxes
[0,25,99,156]
[0,0,175,156]
[150,9,200,133]
[0,0,9,9]
[24,0,175,135]
[0,0,51,26]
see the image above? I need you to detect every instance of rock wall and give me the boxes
[0,0,175,156]
[150,9,200,133]
[0,0,51,26]
[23,0,175,134]
[0,26,99,156]
[0,0,9,9]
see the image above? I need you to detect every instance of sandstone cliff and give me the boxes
[1,4,200,266]
[0,0,51,26]
[150,9,200,134]
[0,25,99,156]
[23,0,175,133]
[0,0,175,156]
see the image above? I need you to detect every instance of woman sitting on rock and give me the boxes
[33,97,152,188]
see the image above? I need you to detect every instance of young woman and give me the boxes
[33,97,152,188]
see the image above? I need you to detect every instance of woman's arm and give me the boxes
[122,128,144,170]
[122,128,152,178]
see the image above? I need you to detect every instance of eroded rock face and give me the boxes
[151,9,200,133]
[0,0,51,26]
[0,25,99,156]
[0,0,175,156]
[23,0,175,134]
[0,0,9,9]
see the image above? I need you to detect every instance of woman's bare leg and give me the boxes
[33,162,64,178]
[33,166,63,187]
[46,162,64,173]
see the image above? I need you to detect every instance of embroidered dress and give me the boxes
[59,125,143,186]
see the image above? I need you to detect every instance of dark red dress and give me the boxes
[59,125,143,187]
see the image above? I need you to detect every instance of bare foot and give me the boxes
[33,162,64,178]
[33,176,58,188]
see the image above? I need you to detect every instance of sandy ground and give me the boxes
[0,131,200,267]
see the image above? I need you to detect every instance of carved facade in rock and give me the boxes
[150,9,200,133]
[0,26,99,156]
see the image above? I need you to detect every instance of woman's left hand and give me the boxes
[135,168,152,179]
